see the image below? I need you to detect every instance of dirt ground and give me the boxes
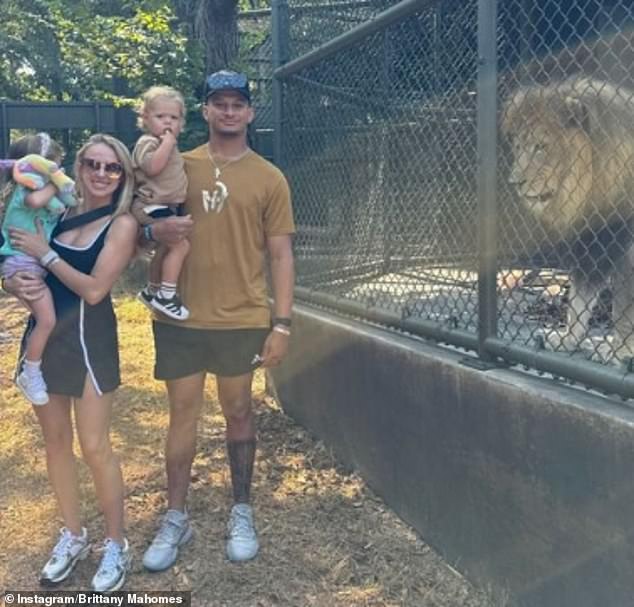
[0,291,504,607]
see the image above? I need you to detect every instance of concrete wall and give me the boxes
[269,303,634,607]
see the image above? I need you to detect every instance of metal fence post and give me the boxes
[272,0,289,168]
[0,103,8,158]
[381,29,392,274]
[476,0,498,362]
[94,102,102,132]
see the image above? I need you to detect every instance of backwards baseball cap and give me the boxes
[203,70,251,103]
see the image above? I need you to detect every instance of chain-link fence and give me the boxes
[239,11,275,160]
[271,0,634,398]
[240,0,394,158]
[287,0,394,57]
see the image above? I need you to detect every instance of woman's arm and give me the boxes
[9,214,138,305]
[49,214,138,304]
[2,271,47,301]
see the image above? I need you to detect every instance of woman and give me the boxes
[5,134,138,592]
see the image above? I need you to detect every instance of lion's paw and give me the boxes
[607,337,634,370]
[534,329,585,353]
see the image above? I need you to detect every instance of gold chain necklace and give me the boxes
[206,146,251,180]
[203,146,251,213]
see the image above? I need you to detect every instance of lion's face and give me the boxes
[503,92,594,232]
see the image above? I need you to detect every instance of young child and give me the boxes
[0,133,77,405]
[132,85,190,321]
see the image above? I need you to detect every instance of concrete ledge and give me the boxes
[270,303,634,607]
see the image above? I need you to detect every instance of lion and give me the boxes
[501,77,634,362]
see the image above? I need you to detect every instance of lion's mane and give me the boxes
[501,77,634,279]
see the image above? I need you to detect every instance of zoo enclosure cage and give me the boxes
[263,0,634,399]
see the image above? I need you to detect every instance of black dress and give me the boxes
[19,211,120,398]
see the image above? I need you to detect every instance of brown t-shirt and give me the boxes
[168,144,294,329]
[133,134,188,205]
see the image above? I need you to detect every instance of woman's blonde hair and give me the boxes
[74,134,134,218]
[137,86,186,130]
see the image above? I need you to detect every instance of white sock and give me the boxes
[23,359,42,376]
[158,282,177,300]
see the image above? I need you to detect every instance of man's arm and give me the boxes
[267,234,294,320]
[142,214,193,247]
[259,234,294,368]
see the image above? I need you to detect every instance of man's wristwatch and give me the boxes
[272,317,292,327]
[143,224,155,242]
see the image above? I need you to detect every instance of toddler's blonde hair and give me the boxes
[137,86,186,130]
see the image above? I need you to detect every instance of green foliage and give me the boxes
[0,0,61,100]
[0,0,271,152]
[0,0,203,106]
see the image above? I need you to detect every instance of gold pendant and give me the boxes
[202,180,229,213]
[211,180,229,212]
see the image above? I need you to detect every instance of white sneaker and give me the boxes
[91,538,131,593]
[16,369,49,406]
[40,527,90,586]
[226,503,259,562]
[143,509,193,572]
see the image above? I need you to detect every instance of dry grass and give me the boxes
[0,291,506,606]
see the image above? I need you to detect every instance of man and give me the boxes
[142,70,295,570]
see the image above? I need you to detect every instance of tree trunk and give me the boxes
[202,0,239,73]
[176,0,240,74]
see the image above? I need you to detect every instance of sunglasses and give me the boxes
[80,157,123,179]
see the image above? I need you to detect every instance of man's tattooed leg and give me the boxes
[227,438,256,503]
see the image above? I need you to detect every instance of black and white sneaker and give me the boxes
[40,527,90,586]
[137,287,155,311]
[150,294,190,321]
